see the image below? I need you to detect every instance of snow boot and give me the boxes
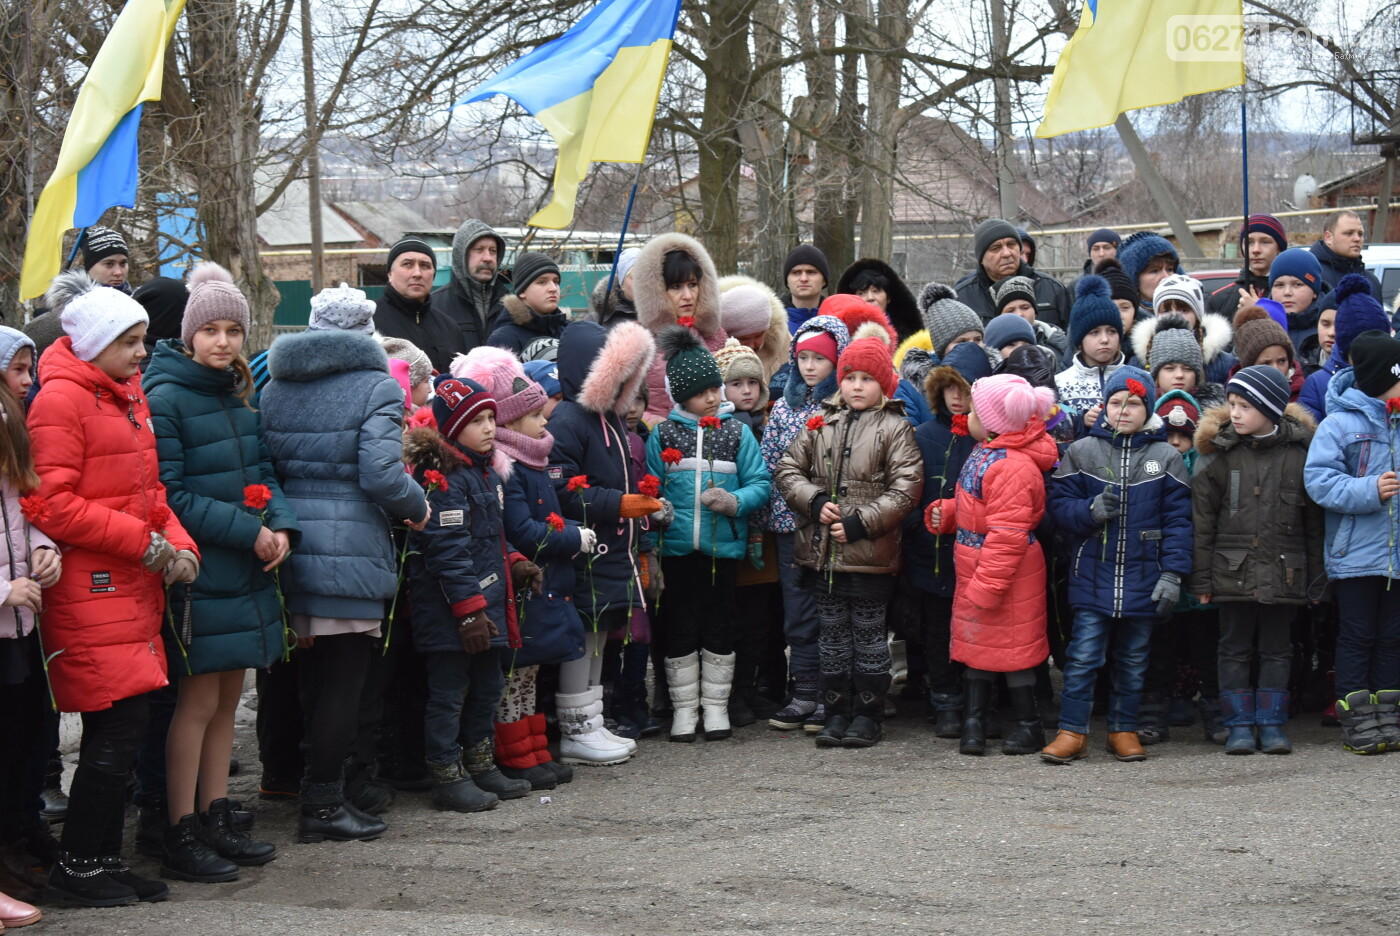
[1219,689,1256,754]
[665,654,701,743]
[556,691,632,765]
[700,650,736,741]
[1254,689,1292,754]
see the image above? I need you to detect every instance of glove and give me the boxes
[699,487,740,517]
[577,527,598,555]
[1090,485,1122,524]
[747,539,765,570]
[458,612,498,654]
[1151,572,1181,620]
[650,499,674,529]
[619,494,664,519]
[163,550,200,585]
[142,532,177,573]
[511,559,543,594]
[640,552,664,603]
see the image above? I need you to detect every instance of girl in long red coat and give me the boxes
[925,373,1058,757]
[29,272,199,907]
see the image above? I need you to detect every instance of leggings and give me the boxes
[0,635,50,841]
[816,594,890,678]
[296,633,374,785]
[495,666,539,723]
[61,694,150,858]
[661,554,737,658]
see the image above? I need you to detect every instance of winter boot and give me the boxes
[528,712,573,783]
[889,638,908,685]
[40,759,67,823]
[651,655,672,720]
[199,799,277,866]
[0,888,40,927]
[1219,689,1257,754]
[665,653,702,743]
[556,690,632,765]
[768,680,818,730]
[299,779,390,841]
[1001,684,1046,755]
[100,856,169,903]
[134,797,165,858]
[1136,693,1171,745]
[1106,731,1147,762]
[591,686,638,753]
[426,755,498,813]
[1169,695,1196,727]
[495,719,556,790]
[844,673,891,748]
[45,852,137,907]
[814,676,851,748]
[1254,689,1293,755]
[1371,689,1400,750]
[803,703,827,734]
[728,654,757,728]
[701,650,737,741]
[1040,730,1089,764]
[465,737,530,800]
[1337,691,1387,755]
[616,682,662,739]
[929,691,963,739]
[959,675,991,756]
[344,759,396,815]
[1197,696,1228,744]
[159,814,239,883]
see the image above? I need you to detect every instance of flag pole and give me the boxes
[65,228,90,270]
[603,160,645,300]
[1240,76,1249,229]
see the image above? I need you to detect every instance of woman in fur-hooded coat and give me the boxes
[835,258,923,344]
[717,274,791,382]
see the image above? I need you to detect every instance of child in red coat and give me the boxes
[925,374,1059,757]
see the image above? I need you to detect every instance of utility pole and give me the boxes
[1115,113,1204,259]
[300,0,324,291]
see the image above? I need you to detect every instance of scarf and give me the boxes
[495,426,554,470]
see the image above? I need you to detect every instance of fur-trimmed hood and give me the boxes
[402,424,511,479]
[267,328,388,382]
[922,340,994,415]
[558,320,655,416]
[1129,309,1233,374]
[835,258,922,343]
[1194,401,1315,456]
[631,232,723,338]
[717,274,790,379]
[782,314,851,410]
[587,277,637,326]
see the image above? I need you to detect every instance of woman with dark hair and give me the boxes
[835,259,922,344]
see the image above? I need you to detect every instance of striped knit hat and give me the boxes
[1227,365,1290,424]
[433,374,496,441]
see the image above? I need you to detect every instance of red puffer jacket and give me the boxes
[929,418,1058,672]
[28,338,197,712]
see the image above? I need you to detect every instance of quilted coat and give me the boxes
[0,482,56,640]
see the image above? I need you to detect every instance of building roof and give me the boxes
[330,200,454,247]
[257,178,361,247]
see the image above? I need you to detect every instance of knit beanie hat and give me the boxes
[1268,247,1325,297]
[432,374,496,441]
[512,252,561,296]
[917,282,983,358]
[1067,275,1122,353]
[380,337,433,388]
[1155,389,1201,436]
[452,345,548,426]
[1349,330,1400,399]
[822,294,898,349]
[795,325,839,364]
[308,283,376,333]
[837,337,898,399]
[970,373,1054,437]
[1334,273,1393,358]
[1255,297,1288,330]
[523,359,561,397]
[615,247,641,287]
[972,218,1020,262]
[132,277,188,342]
[657,325,722,405]
[721,284,775,338]
[1227,364,1291,423]
[1102,364,1156,412]
[82,226,129,270]
[984,314,1037,354]
[1232,305,1294,369]
[1094,258,1139,308]
[181,263,250,347]
[1241,213,1287,252]
[783,244,830,286]
[1147,313,1205,383]
[1152,273,1204,319]
[941,340,995,386]
[993,275,1037,315]
[1086,228,1121,252]
[387,236,437,270]
[0,326,36,373]
[714,337,768,409]
[1118,231,1181,285]
[46,271,149,362]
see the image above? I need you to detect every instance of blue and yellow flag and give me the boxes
[1035,0,1244,138]
[20,0,186,300]
[462,0,682,229]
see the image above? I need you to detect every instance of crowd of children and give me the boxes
[0,219,1398,926]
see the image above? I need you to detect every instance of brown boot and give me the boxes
[1106,731,1147,762]
[1040,730,1089,764]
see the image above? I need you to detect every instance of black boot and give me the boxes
[345,758,397,815]
[200,798,277,866]
[46,852,137,906]
[159,814,239,884]
[428,754,499,813]
[134,796,165,857]
[844,674,892,748]
[814,677,851,748]
[728,655,758,728]
[960,676,991,756]
[929,692,964,739]
[41,757,68,822]
[616,682,662,739]
[464,738,530,800]
[1001,684,1046,755]
[298,779,387,844]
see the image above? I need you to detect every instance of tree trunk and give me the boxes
[746,0,795,290]
[810,8,859,279]
[695,0,752,275]
[857,0,909,263]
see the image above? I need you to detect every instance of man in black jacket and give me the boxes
[954,218,1071,329]
[1207,212,1287,320]
[374,237,468,373]
[429,219,512,350]
[1311,209,1383,312]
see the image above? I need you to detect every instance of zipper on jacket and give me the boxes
[1113,442,1129,616]
[693,423,703,552]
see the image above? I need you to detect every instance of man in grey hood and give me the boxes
[429,218,512,350]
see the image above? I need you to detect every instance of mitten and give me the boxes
[458,612,498,654]
[1090,485,1122,524]
[747,539,764,570]
[650,499,675,528]
[1151,572,1181,620]
[699,486,740,517]
[164,550,200,584]
[640,552,664,603]
[577,527,598,554]
[619,494,664,519]
[142,532,177,572]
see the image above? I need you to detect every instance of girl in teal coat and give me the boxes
[144,265,299,880]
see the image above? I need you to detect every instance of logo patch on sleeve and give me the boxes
[479,572,499,589]
[439,509,465,526]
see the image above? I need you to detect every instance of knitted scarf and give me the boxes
[495,426,554,470]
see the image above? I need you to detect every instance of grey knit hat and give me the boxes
[380,337,432,387]
[0,326,36,373]
[993,275,1037,315]
[308,283,376,333]
[917,282,983,358]
[1146,314,1204,383]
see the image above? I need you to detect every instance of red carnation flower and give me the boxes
[149,504,172,532]
[699,415,721,430]
[950,414,970,437]
[423,469,448,492]
[1388,397,1400,415]
[567,475,591,491]
[677,316,696,329]
[1125,379,1147,399]
[806,415,826,431]
[546,512,566,533]
[19,495,51,524]
[243,484,273,511]
[660,448,683,465]
[638,474,662,498]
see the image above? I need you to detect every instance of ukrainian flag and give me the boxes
[1036,0,1244,138]
[20,0,185,300]
[461,0,682,229]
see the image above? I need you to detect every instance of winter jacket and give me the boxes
[759,315,851,533]
[646,404,770,559]
[782,295,822,336]
[1206,269,1269,322]
[1311,239,1380,314]
[907,411,974,598]
[260,329,428,621]
[144,341,302,674]
[431,222,512,352]
[486,295,568,361]
[632,233,729,422]
[1048,417,1193,617]
[1032,319,1070,369]
[1191,402,1323,603]
[1285,295,1325,357]
[1304,368,1400,582]
[774,398,923,576]
[893,378,933,428]
[1129,311,1236,388]
[0,481,56,640]
[28,337,198,712]
[717,275,792,381]
[954,263,1072,330]
[1298,346,1346,423]
[548,321,656,622]
[586,277,639,329]
[373,285,469,373]
[929,419,1059,671]
[835,259,922,342]
[1054,351,1126,427]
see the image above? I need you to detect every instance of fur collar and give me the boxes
[631,232,722,338]
[717,274,791,379]
[579,320,655,416]
[402,425,510,478]
[923,365,970,415]
[1194,401,1315,455]
[1199,311,1233,364]
[267,329,388,382]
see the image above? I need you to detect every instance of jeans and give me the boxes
[423,648,505,766]
[1334,577,1400,696]
[776,532,820,680]
[1059,609,1154,733]
[660,553,737,658]
[1217,602,1292,693]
